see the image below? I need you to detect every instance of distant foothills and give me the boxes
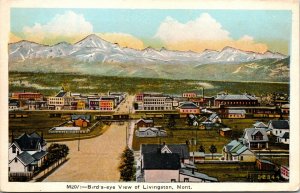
[8,34,289,82]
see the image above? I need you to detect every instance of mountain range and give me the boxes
[8,34,289,82]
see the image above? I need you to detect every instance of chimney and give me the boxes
[202,87,205,99]
[11,131,14,143]
[192,168,195,174]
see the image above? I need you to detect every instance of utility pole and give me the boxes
[78,131,80,151]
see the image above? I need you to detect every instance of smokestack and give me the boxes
[202,87,204,99]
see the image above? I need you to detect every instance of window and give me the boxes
[14,158,17,163]
[12,146,16,153]
[240,156,243,161]
[171,179,176,182]
[17,151,19,155]
[184,178,189,182]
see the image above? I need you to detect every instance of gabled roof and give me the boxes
[244,128,269,142]
[141,144,189,159]
[13,132,46,151]
[143,153,181,170]
[269,120,289,130]
[228,109,246,114]
[71,114,91,121]
[216,94,257,101]
[56,92,67,97]
[208,113,219,121]
[139,127,159,132]
[279,132,289,139]
[253,122,267,128]
[136,119,153,124]
[16,152,35,166]
[179,102,199,109]
[180,169,218,182]
[224,140,250,155]
[32,151,48,160]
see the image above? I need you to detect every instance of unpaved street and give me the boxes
[44,123,126,182]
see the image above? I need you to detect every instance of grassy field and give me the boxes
[9,71,289,96]
[132,117,289,151]
[196,163,259,182]
[9,111,109,142]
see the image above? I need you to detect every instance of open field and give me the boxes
[9,111,110,142]
[9,71,289,96]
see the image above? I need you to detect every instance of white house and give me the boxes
[9,132,47,175]
[242,128,269,150]
[135,127,167,137]
[268,120,289,137]
[277,132,289,144]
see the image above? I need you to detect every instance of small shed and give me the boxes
[220,128,232,137]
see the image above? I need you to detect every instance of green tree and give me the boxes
[119,147,135,181]
[209,144,217,159]
[168,115,176,129]
[199,145,205,153]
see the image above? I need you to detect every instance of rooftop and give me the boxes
[269,120,289,130]
[180,168,218,182]
[143,153,181,170]
[216,94,257,101]
[141,144,189,159]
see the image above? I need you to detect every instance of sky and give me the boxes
[10,8,292,55]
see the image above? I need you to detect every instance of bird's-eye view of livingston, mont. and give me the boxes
[8,8,290,184]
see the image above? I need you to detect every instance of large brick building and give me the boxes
[214,94,259,107]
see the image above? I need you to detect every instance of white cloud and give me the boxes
[22,11,93,43]
[154,13,268,53]
[155,13,231,42]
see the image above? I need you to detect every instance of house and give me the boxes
[142,152,181,182]
[208,113,222,123]
[141,143,190,164]
[9,99,20,111]
[135,127,167,137]
[253,121,271,134]
[140,147,217,182]
[280,165,289,180]
[268,120,289,137]
[277,132,289,144]
[135,119,154,128]
[214,93,259,107]
[220,128,232,137]
[242,128,269,150]
[227,109,246,118]
[178,102,200,115]
[9,132,47,175]
[71,115,91,127]
[222,140,256,162]
[256,159,276,171]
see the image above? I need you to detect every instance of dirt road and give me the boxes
[44,123,126,182]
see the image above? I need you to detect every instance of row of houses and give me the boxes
[9,89,126,111]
